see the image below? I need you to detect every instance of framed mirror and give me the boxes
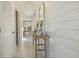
[33,3,45,33]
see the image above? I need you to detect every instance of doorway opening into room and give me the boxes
[15,11,34,57]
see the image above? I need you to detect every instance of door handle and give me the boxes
[12,32,15,33]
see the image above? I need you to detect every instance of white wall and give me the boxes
[16,13,24,45]
[45,1,79,58]
[0,1,16,57]
[19,15,23,44]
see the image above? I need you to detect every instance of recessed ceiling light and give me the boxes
[27,4,31,7]
[45,2,49,6]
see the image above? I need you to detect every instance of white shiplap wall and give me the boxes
[45,1,79,58]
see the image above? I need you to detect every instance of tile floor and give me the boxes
[16,32,35,58]
[15,32,44,58]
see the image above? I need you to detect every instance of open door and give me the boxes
[0,2,16,57]
[16,10,19,45]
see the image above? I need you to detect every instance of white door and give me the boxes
[0,2,3,57]
[0,2,16,57]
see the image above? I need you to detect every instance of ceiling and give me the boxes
[12,1,44,18]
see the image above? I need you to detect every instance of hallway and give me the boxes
[1,1,79,58]
[16,32,34,58]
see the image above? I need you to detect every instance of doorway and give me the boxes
[15,11,34,57]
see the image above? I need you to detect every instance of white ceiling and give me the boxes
[13,1,43,18]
